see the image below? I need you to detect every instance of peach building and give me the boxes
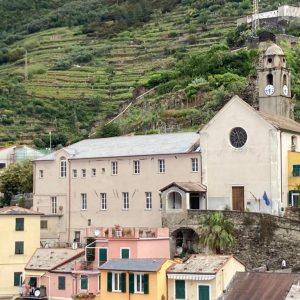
[33,133,202,243]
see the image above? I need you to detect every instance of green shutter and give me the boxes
[99,248,107,265]
[14,272,22,287]
[293,165,300,177]
[129,273,134,293]
[16,218,24,231]
[121,248,130,259]
[198,285,210,300]
[143,274,149,294]
[175,280,185,299]
[120,272,126,293]
[288,190,292,206]
[15,241,24,254]
[107,272,112,292]
[80,275,88,290]
[58,276,65,290]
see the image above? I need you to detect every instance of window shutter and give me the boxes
[16,218,24,231]
[129,273,134,294]
[58,276,65,290]
[288,191,292,206]
[121,248,129,259]
[143,274,149,294]
[99,248,107,265]
[14,272,22,287]
[15,241,24,254]
[175,280,185,299]
[107,272,112,292]
[120,272,126,293]
[199,285,210,300]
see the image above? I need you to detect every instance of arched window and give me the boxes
[267,73,273,85]
[283,74,287,86]
[292,136,297,151]
[60,156,67,177]
[167,191,182,209]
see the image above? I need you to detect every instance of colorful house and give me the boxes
[167,255,245,300]
[22,248,100,300]
[287,150,300,207]
[0,206,41,299]
[98,258,173,300]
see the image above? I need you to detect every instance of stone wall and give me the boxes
[163,210,300,270]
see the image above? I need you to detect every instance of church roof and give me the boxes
[258,111,300,133]
[264,43,284,56]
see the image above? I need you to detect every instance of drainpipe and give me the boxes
[280,131,283,213]
[68,159,71,243]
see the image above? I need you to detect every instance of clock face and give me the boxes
[230,127,247,148]
[265,84,274,96]
[283,85,288,96]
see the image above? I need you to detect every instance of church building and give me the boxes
[200,43,300,215]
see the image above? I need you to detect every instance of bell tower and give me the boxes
[258,43,293,118]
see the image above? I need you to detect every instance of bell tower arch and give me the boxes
[258,43,292,118]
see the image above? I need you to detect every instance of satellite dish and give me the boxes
[34,288,41,297]
[94,229,100,237]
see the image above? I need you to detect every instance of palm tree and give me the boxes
[200,212,235,254]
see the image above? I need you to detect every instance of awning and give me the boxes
[167,274,215,281]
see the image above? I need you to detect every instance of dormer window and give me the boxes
[60,157,67,177]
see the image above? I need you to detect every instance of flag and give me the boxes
[262,191,271,206]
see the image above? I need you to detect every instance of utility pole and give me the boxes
[24,50,28,81]
[252,0,260,36]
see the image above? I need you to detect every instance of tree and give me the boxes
[200,212,235,254]
[0,160,33,205]
[95,123,121,138]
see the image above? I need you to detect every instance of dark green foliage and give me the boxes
[226,24,252,48]
[95,123,121,138]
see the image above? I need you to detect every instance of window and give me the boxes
[293,165,300,177]
[80,275,88,290]
[39,170,44,178]
[129,273,149,294]
[81,193,87,210]
[58,276,66,290]
[111,161,118,175]
[60,157,67,177]
[15,241,24,254]
[158,159,165,173]
[292,135,297,151]
[267,73,273,85]
[100,193,107,210]
[198,285,210,300]
[175,280,185,299]
[122,192,129,210]
[51,196,57,214]
[14,272,22,287]
[145,192,152,210]
[73,169,77,178]
[92,168,96,177]
[99,248,108,265]
[16,218,24,231]
[160,197,163,210]
[82,169,86,178]
[133,160,140,174]
[191,158,199,172]
[108,272,126,293]
[88,219,91,226]
[121,248,130,259]
[40,220,48,229]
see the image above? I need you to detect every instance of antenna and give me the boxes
[252,0,260,36]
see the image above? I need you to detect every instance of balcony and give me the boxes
[73,260,100,275]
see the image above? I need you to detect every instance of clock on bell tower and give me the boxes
[258,43,293,119]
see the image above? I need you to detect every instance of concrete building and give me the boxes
[167,255,245,300]
[33,133,201,243]
[0,206,41,299]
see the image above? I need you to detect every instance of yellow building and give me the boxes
[288,151,300,207]
[0,206,41,299]
[98,258,173,300]
[167,255,245,300]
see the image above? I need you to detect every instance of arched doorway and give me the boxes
[167,191,182,209]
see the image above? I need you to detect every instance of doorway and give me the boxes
[232,186,244,211]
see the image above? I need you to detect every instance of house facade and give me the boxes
[167,255,245,300]
[33,133,201,243]
[0,206,41,299]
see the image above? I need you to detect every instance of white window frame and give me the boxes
[60,157,67,177]
[191,157,199,172]
[112,272,122,292]
[133,160,140,175]
[111,161,118,175]
[158,159,165,173]
[122,192,129,210]
[291,192,300,207]
[92,168,96,177]
[81,169,86,178]
[145,192,152,210]
[81,193,87,210]
[120,247,130,259]
[134,273,145,294]
[72,169,77,178]
[39,170,44,178]
[197,284,211,300]
[100,193,107,210]
[51,196,57,214]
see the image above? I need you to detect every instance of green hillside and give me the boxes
[0,0,299,147]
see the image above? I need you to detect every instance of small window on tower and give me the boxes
[267,74,273,85]
[268,57,273,63]
[283,74,287,85]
